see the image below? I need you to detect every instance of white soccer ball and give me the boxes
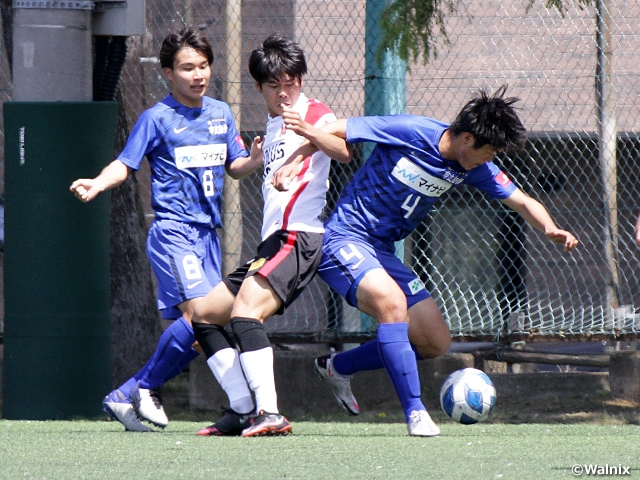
[439,368,496,424]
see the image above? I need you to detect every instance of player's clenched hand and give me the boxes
[271,161,299,191]
[545,228,579,251]
[282,106,310,136]
[70,179,102,202]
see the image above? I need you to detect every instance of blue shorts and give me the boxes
[147,219,223,319]
[317,230,430,310]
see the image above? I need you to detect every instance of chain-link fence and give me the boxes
[1,0,639,341]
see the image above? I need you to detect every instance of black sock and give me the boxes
[192,322,235,359]
[230,317,270,353]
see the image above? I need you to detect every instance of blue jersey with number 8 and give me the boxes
[117,94,248,228]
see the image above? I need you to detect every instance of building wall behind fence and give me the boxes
[0,0,639,339]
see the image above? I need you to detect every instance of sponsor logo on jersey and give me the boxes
[173,126,188,134]
[408,278,426,295]
[235,135,246,149]
[249,257,266,271]
[392,157,452,197]
[208,119,229,136]
[175,144,227,169]
[495,171,512,187]
[187,280,204,289]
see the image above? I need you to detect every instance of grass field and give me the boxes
[0,419,638,479]
[2,372,639,479]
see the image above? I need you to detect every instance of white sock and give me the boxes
[207,348,254,414]
[239,347,279,413]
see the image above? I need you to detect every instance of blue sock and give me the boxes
[137,317,197,390]
[163,347,199,383]
[377,323,426,422]
[115,377,139,399]
[114,346,198,399]
[333,340,384,375]
[333,339,424,376]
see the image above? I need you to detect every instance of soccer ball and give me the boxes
[439,368,496,424]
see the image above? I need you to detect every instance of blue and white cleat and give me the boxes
[103,389,154,432]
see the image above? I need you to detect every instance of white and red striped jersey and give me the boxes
[260,93,336,239]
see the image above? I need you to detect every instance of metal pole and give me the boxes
[595,0,620,314]
[364,0,406,118]
[184,0,193,27]
[222,0,243,276]
[361,0,406,331]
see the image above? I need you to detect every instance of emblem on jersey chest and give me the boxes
[441,168,465,185]
[208,119,229,136]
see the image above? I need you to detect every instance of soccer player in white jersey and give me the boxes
[70,28,262,432]
[191,33,351,437]
[273,85,579,436]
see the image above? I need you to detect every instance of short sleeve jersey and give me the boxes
[260,93,336,239]
[324,114,517,252]
[117,94,248,228]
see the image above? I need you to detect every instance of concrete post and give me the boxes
[608,350,640,401]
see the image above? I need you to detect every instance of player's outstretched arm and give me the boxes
[501,188,579,252]
[282,108,351,163]
[227,136,264,180]
[635,211,640,247]
[272,116,351,192]
[70,159,130,202]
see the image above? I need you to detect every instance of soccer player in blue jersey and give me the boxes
[70,28,262,431]
[274,85,579,436]
[190,34,351,437]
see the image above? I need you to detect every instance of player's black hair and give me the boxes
[159,27,214,70]
[248,33,308,85]
[449,85,527,152]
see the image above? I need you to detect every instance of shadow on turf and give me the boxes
[161,373,640,427]
[6,371,639,426]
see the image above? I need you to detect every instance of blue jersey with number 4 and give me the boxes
[325,114,517,252]
[117,94,248,228]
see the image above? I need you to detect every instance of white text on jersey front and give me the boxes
[392,157,452,197]
[175,144,227,170]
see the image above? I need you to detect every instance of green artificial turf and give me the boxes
[0,420,638,479]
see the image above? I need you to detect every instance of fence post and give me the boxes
[596,0,620,315]
[362,0,407,332]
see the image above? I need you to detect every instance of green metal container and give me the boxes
[3,101,118,419]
